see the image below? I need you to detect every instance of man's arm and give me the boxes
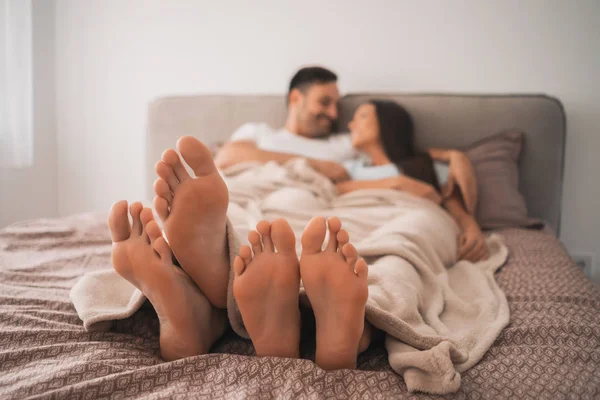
[336,176,442,204]
[443,188,488,262]
[215,140,350,182]
[215,140,299,168]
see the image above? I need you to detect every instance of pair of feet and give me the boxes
[110,136,230,361]
[233,216,369,370]
[109,136,369,369]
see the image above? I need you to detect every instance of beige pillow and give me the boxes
[466,130,539,229]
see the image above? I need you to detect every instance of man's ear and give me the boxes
[288,88,303,107]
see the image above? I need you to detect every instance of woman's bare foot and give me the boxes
[154,136,230,308]
[300,216,369,370]
[232,219,301,359]
[109,200,227,361]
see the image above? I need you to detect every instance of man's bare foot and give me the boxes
[300,216,369,370]
[109,200,227,361]
[154,136,230,308]
[359,322,373,353]
[232,219,301,359]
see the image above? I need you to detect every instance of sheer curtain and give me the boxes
[0,0,32,168]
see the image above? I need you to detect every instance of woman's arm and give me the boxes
[428,148,454,162]
[336,176,442,204]
[336,178,396,194]
[443,188,488,262]
[429,148,478,215]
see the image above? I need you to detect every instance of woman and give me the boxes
[338,100,488,263]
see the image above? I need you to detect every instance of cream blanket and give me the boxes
[71,159,509,395]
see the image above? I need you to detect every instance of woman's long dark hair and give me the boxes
[370,100,440,190]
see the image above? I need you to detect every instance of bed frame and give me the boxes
[146,93,566,234]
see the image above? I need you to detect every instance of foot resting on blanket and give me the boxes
[109,201,227,361]
[154,136,230,308]
[233,219,301,358]
[301,216,369,370]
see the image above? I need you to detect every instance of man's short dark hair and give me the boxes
[288,66,337,103]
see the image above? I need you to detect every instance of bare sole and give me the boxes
[154,136,230,308]
[109,200,227,361]
[233,219,301,359]
[300,216,369,370]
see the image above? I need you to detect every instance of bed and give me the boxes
[1,94,599,399]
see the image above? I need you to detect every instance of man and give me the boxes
[215,67,353,183]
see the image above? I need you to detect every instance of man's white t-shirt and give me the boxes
[230,123,357,163]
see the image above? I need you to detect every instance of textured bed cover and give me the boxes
[0,214,599,399]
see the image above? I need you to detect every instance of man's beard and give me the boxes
[312,114,335,137]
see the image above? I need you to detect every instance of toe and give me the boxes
[270,218,296,254]
[177,136,217,177]
[325,216,342,252]
[301,216,326,255]
[162,148,191,183]
[233,256,246,277]
[152,235,172,262]
[140,208,154,243]
[155,160,179,192]
[248,230,263,255]
[108,200,130,242]
[154,178,173,204]
[140,207,154,227]
[336,229,349,252]
[154,196,170,222]
[129,202,144,236]
[146,220,163,243]
[256,220,274,252]
[355,258,369,279]
[342,243,358,267]
[239,245,253,266]
[327,216,342,233]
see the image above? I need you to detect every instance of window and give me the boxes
[0,0,32,168]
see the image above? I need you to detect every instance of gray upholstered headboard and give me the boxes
[147,93,566,234]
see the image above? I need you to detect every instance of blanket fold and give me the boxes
[70,159,509,394]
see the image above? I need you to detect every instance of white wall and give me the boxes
[54,0,600,280]
[0,0,57,228]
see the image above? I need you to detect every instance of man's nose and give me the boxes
[328,104,338,120]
